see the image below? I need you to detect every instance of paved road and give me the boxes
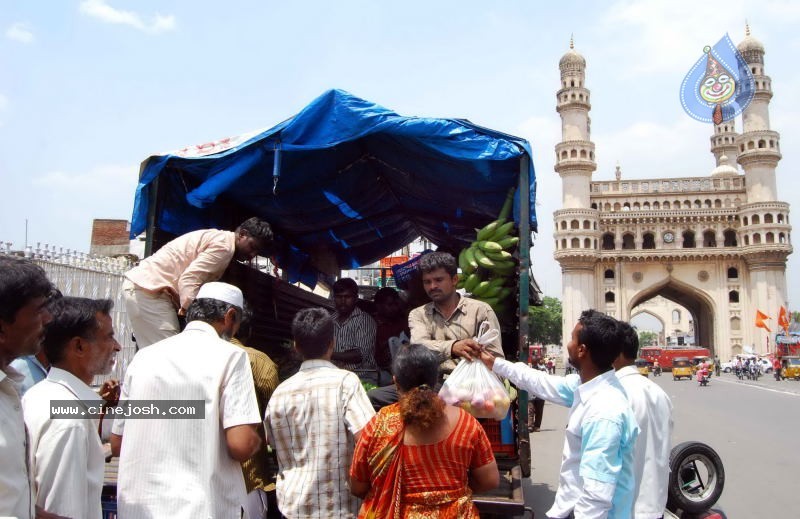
[520,370,800,517]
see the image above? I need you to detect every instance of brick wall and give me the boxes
[90,219,130,256]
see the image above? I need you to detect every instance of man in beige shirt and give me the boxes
[368,251,504,409]
[122,217,273,348]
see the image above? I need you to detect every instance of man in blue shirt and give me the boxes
[480,310,639,519]
[8,352,49,395]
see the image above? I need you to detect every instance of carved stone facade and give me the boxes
[553,30,792,360]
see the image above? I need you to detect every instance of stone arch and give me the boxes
[753,233,761,244]
[633,202,641,210]
[622,233,635,249]
[584,238,591,248]
[723,229,737,247]
[561,150,568,159]
[604,203,611,211]
[561,238,567,249]
[662,201,669,209]
[583,220,591,229]
[642,232,656,249]
[571,237,580,248]
[729,290,739,303]
[604,268,615,279]
[730,316,741,331]
[627,277,717,353]
[605,291,615,303]
[613,202,621,212]
[764,213,774,223]
[682,230,696,248]
[560,220,567,230]
[683,200,691,209]
[779,232,786,243]
[727,267,738,279]
[704,199,712,208]
[703,229,716,247]
[643,201,651,210]
[744,234,750,246]
[591,203,598,210]
[778,214,785,223]
[602,233,615,250]
[571,219,580,229]
[580,149,587,158]
[570,149,578,158]
[752,214,760,225]
[743,216,749,226]
[766,232,775,243]
[714,199,722,208]
[694,199,702,208]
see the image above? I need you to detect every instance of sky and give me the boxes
[2,0,799,308]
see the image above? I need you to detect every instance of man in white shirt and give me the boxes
[23,297,121,519]
[615,321,673,519]
[265,308,375,518]
[111,282,262,519]
[0,257,55,519]
[480,309,639,519]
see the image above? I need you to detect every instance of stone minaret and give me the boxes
[553,37,600,344]
[735,25,793,352]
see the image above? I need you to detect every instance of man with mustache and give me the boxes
[0,256,56,519]
[23,297,121,519]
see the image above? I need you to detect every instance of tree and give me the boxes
[638,330,659,347]
[529,296,562,345]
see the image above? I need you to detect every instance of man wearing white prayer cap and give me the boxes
[111,281,261,519]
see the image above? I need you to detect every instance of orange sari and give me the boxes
[350,404,494,519]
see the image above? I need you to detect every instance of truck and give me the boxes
[640,346,712,370]
[130,89,539,516]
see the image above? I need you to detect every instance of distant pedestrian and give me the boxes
[265,308,375,518]
[123,217,273,348]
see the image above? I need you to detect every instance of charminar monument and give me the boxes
[553,28,792,361]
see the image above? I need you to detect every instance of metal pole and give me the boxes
[517,153,531,435]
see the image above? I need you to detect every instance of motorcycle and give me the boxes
[654,365,662,377]
[697,368,710,387]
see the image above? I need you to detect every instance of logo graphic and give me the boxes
[680,33,755,124]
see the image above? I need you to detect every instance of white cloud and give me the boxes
[6,22,34,43]
[79,0,176,34]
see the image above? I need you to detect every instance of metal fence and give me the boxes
[1,243,136,383]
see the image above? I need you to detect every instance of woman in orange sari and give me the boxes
[349,344,499,518]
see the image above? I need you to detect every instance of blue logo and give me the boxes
[679,33,755,124]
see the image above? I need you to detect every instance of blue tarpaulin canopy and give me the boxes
[131,89,537,287]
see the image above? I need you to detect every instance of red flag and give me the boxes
[778,306,790,334]
[755,310,771,332]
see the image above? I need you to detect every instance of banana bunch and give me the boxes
[456,188,518,315]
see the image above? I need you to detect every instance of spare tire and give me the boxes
[667,441,725,513]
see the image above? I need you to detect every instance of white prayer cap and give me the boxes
[196,282,244,309]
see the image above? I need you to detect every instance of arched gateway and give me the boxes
[553,31,792,361]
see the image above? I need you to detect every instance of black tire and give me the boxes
[667,441,725,513]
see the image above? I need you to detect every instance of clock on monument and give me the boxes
[663,231,675,243]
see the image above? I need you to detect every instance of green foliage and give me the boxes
[792,311,800,323]
[528,296,562,345]
[638,330,659,347]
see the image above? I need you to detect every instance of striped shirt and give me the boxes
[230,338,280,493]
[265,359,375,518]
[112,321,261,519]
[332,307,377,376]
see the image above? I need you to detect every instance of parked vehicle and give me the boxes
[640,346,712,371]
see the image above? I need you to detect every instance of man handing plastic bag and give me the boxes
[439,322,511,420]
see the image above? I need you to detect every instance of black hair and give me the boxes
[291,307,334,359]
[235,302,254,342]
[186,298,241,325]
[43,297,113,364]
[617,320,639,360]
[332,277,358,295]
[0,257,55,323]
[419,251,457,277]
[577,309,622,371]
[373,287,399,305]
[394,344,444,428]
[236,217,274,254]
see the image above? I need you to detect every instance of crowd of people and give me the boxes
[1,220,675,519]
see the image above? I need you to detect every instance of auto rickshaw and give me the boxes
[691,355,714,376]
[781,356,800,380]
[635,358,651,376]
[673,357,693,380]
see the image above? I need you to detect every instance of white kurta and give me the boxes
[615,365,673,518]
[112,320,261,519]
[22,367,105,519]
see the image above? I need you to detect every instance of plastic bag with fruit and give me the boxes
[438,322,511,420]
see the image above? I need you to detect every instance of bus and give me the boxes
[639,346,712,370]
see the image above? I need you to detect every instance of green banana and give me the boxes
[477,219,505,242]
[472,280,492,297]
[498,187,515,221]
[485,250,513,262]
[479,296,500,307]
[456,278,466,289]
[487,259,515,272]
[464,247,479,270]
[458,248,468,271]
[464,273,481,293]
[497,236,520,250]
[497,287,513,301]
[487,277,506,289]
[489,221,516,242]
[473,248,496,269]
[478,240,503,253]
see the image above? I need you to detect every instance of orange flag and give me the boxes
[755,310,771,332]
[778,306,790,334]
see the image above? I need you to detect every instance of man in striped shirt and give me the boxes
[265,308,375,518]
[330,278,378,384]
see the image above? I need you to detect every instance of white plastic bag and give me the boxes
[438,322,511,420]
